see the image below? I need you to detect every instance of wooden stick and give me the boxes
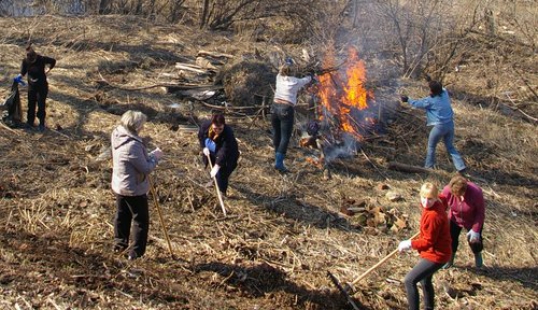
[205,153,227,217]
[149,177,175,258]
[351,232,420,286]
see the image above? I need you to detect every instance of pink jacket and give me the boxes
[441,182,485,232]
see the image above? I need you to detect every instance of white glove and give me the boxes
[203,147,210,156]
[210,164,220,178]
[150,147,163,161]
[398,240,412,252]
[466,229,480,242]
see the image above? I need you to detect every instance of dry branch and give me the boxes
[386,162,430,174]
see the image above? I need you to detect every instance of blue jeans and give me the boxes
[271,103,294,155]
[425,121,465,171]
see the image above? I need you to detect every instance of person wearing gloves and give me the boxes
[400,80,467,175]
[271,59,312,173]
[441,175,485,268]
[398,182,452,310]
[198,114,239,197]
[111,110,163,260]
[16,44,56,132]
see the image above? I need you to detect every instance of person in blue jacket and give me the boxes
[401,80,467,174]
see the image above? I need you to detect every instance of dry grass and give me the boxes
[0,14,537,310]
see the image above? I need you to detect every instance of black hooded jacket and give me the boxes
[21,55,56,87]
[198,120,239,168]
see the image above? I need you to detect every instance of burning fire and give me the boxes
[316,46,374,141]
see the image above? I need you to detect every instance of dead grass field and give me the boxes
[0,13,537,310]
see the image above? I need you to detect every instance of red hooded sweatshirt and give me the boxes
[411,200,452,264]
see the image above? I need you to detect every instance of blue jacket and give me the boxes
[408,89,454,126]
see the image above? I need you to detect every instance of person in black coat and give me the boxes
[15,44,56,132]
[198,114,239,196]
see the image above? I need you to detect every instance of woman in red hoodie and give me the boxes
[398,182,452,310]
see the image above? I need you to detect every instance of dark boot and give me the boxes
[475,252,483,268]
[274,152,288,172]
[38,118,45,132]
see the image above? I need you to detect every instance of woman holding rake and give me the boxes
[398,182,452,310]
[198,114,239,197]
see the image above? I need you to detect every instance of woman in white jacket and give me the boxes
[271,61,312,172]
[111,110,163,260]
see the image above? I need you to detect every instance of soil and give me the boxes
[0,14,537,310]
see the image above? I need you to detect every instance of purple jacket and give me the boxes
[441,182,485,232]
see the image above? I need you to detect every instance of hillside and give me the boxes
[0,14,537,310]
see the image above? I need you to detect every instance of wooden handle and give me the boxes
[206,153,227,216]
[149,177,174,258]
[351,231,420,285]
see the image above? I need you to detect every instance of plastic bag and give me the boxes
[1,81,23,125]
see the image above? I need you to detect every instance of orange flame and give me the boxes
[316,46,374,141]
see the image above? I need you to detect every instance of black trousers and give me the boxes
[114,194,149,258]
[404,258,444,310]
[204,155,237,195]
[27,83,48,126]
[450,220,484,254]
[271,103,294,155]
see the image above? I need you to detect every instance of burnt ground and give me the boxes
[0,15,537,310]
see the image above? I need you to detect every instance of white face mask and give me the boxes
[421,197,435,208]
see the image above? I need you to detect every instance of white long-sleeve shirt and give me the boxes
[274,74,312,105]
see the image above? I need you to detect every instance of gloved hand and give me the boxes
[14,74,26,86]
[202,147,210,156]
[150,147,163,161]
[466,229,480,242]
[204,138,216,153]
[400,95,409,103]
[210,164,220,178]
[398,240,412,252]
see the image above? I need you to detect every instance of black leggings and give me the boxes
[271,103,294,155]
[114,194,149,257]
[450,220,483,254]
[27,83,48,126]
[404,258,444,310]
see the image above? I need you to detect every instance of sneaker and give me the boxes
[474,253,483,268]
[128,253,138,261]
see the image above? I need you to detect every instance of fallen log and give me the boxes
[175,62,211,74]
[200,101,270,111]
[97,71,217,91]
[197,50,235,59]
[386,161,431,174]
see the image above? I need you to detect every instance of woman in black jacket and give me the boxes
[198,114,239,196]
[16,44,56,132]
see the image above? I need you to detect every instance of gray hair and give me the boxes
[120,110,147,133]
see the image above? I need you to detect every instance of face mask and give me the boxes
[421,197,435,208]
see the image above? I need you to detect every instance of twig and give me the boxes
[360,149,389,180]
[0,121,17,133]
